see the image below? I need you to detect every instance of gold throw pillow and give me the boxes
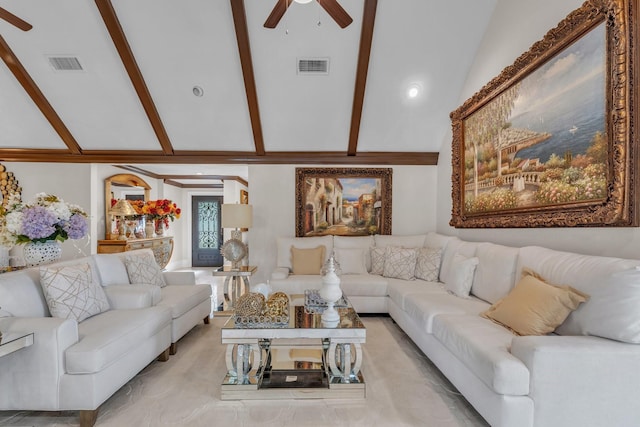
[291,245,325,275]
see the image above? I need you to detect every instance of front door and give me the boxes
[191,196,223,267]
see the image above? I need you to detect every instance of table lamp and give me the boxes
[220,203,253,269]
[110,199,137,240]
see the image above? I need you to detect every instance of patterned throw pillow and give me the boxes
[124,252,167,287]
[40,263,110,322]
[415,247,442,282]
[383,246,418,281]
[370,247,386,275]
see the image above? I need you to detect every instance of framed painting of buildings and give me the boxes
[295,168,392,237]
[450,0,638,228]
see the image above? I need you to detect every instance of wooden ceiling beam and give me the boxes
[0,149,437,165]
[116,165,249,186]
[0,35,82,154]
[347,0,378,156]
[95,0,174,155]
[230,0,266,156]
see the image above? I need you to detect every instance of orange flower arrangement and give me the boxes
[142,199,181,228]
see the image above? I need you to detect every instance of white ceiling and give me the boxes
[0,0,497,176]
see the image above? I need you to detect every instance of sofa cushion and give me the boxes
[433,314,530,396]
[414,247,442,282]
[370,247,385,275]
[93,253,130,286]
[334,235,374,271]
[386,278,446,310]
[424,232,456,251]
[124,251,167,287]
[404,292,490,333]
[374,234,427,248]
[40,263,110,322]
[291,246,325,275]
[340,274,389,297]
[270,275,323,295]
[334,248,368,275]
[440,239,478,286]
[482,273,588,336]
[66,305,171,374]
[444,254,479,298]
[472,242,519,304]
[556,268,640,343]
[276,236,333,271]
[158,284,212,319]
[0,268,50,317]
[383,247,417,280]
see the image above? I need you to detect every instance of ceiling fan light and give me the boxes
[294,0,314,4]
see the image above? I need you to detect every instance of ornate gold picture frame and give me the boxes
[295,167,392,237]
[450,0,638,228]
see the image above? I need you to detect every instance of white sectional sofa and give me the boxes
[270,232,640,427]
[0,248,211,427]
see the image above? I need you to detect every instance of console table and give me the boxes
[97,237,174,269]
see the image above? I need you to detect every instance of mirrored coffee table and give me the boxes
[221,294,366,400]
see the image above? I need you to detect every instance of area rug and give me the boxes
[0,316,488,426]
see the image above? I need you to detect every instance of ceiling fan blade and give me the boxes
[0,7,32,31]
[318,0,353,28]
[264,0,294,29]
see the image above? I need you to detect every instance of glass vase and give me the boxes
[23,241,62,267]
[154,219,165,237]
[145,220,155,238]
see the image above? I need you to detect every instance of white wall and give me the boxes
[436,0,640,260]
[248,164,438,283]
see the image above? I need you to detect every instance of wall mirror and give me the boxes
[104,173,151,239]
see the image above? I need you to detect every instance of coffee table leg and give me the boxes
[327,342,362,383]
[225,344,260,384]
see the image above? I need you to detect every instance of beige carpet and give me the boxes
[0,316,488,427]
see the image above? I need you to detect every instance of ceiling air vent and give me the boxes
[48,56,84,71]
[297,58,329,75]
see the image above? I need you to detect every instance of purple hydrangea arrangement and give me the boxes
[2,193,89,244]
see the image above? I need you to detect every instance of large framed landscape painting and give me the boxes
[295,168,392,237]
[450,0,638,228]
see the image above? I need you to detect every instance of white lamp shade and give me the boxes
[221,204,253,229]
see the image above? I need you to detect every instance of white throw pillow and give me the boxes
[556,268,640,343]
[40,263,110,322]
[444,254,479,298]
[415,247,442,282]
[334,248,368,275]
[370,247,386,276]
[383,246,417,281]
[124,252,167,287]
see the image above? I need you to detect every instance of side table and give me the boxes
[0,332,34,358]
[213,265,257,310]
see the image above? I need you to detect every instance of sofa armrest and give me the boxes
[271,267,290,280]
[103,284,161,308]
[162,271,196,286]
[0,316,78,410]
[511,335,640,426]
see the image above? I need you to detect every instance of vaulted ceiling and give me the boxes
[0,0,497,172]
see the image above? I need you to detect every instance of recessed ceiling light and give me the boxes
[192,86,204,97]
[407,84,421,99]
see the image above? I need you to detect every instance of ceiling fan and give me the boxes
[264,0,353,29]
[0,6,32,31]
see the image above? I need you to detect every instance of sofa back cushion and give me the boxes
[518,246,640,338]
[333,235,374,271]
[94,253,130,286]
[276,236,333,271]
[471,242,520,303]
[0,267,50,317]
